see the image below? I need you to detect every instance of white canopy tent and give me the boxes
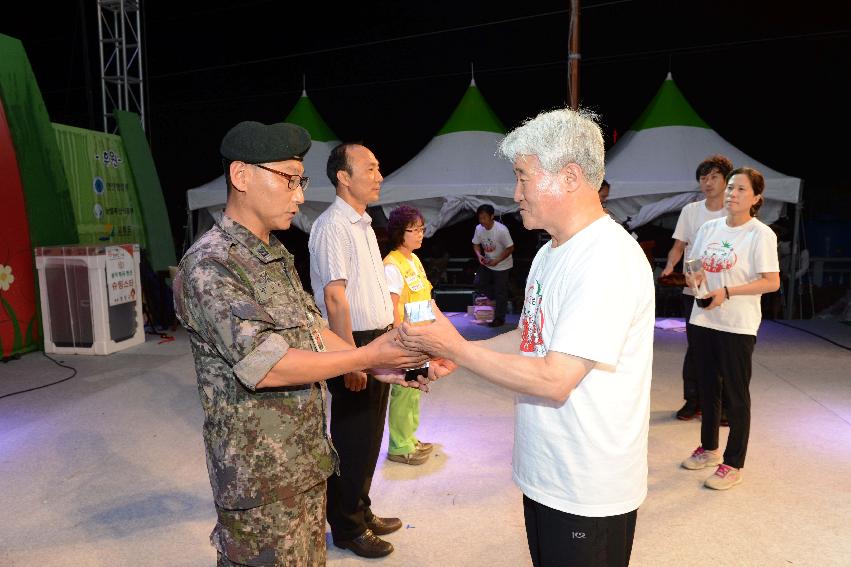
[185,81,519,243]
[377,79,517,237]
[606,74,801,228]
[605,73,804,315]
[184,91,339,242]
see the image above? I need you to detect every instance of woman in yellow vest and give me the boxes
[383,205,434,465]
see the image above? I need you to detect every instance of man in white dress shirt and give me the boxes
[308,143,400,558]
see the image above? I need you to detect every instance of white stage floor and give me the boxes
[1,315,850,566]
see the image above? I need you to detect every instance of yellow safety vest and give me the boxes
[383,249,433,323]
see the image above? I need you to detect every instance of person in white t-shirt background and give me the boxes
[662,154,733,422]
[400,107,655,567]
[680,167,780,490]
[472,204,514,328]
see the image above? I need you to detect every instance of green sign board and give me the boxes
[53,123,147,248]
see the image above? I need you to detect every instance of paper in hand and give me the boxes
[403,300,434,380]
[404,300,436,324]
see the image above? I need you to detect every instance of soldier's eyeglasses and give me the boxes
[252,163,310,192]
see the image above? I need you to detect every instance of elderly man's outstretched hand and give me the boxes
[399,301,465,361]
[429,358,458,381]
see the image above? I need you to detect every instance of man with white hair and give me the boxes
[400,108,655,566]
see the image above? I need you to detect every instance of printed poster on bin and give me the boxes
[106,245,138,306]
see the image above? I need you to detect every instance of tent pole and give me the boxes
[568,0,581,110]
[786,185,803,318]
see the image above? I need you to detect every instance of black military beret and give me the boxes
[220,121,311,163]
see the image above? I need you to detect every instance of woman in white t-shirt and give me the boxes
[382,205,434,466]
[681,167,780,490]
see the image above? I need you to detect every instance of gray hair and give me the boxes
[498,107,605,188]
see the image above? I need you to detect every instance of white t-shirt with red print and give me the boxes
[672,199,726,296]
[688,217,779,336]
[472,221,514,271]
[513,215,655,517]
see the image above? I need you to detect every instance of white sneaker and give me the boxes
[681,446,723,470]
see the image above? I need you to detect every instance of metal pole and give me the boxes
[111,5,123,127]
[97,2,108,132]
[139,0,148,134]
[786,185,804,318]
[120,1,128,119]
[79,0,96,130]
[568,0,581,110]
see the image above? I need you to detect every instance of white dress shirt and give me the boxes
[308,196,394,331]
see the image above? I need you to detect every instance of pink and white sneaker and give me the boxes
[704,464,743,490]
[681,446,723,470]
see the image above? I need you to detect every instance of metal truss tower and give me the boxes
[97,0,145,133]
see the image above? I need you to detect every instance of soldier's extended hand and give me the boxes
[372,368,431,393]
[368,328,429,369]
[343,371,368,391]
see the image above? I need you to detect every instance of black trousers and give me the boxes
[680,294,700,403]
[690,324,756,469]
[475,266,510,320]
[326,327,392,541]
[523,496,637,567]
[681,295,727,411]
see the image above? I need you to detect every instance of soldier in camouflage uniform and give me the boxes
[174,121,428,567]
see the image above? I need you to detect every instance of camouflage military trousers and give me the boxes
[214,480,327,566]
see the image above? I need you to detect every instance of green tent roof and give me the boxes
[630,73,710,131]
[437,82,505,136]
[285,92,337,142]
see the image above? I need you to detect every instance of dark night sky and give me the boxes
[4,0,850,249]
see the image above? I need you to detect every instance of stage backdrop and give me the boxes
[53,123,148,248]
[1,33,79,357]
[0,98,38,357]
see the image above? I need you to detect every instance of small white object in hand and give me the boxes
[404,300,436,324]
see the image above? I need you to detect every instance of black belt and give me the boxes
[352,324,393,345]
[268,383,314,392]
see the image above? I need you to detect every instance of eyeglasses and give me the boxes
[405,226,426,234]
[252,163,310,191]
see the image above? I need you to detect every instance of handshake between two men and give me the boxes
[367,300,462,392]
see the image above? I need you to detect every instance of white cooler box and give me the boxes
[35,244,145,355]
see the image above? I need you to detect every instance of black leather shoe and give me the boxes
[366,515,402,535]
[676,400,701,421]
[333,529,394,558]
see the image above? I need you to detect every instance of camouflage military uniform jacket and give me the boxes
[174,214,337,510]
